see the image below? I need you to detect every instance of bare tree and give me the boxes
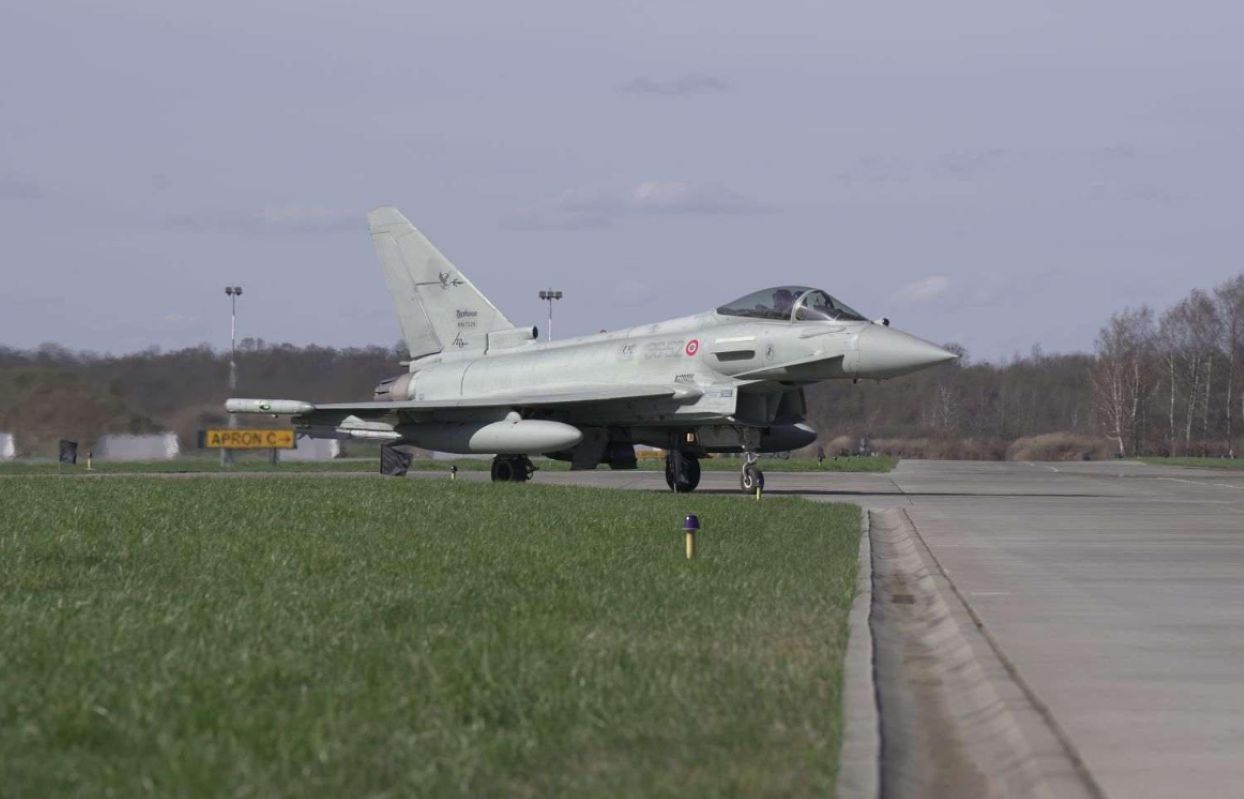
[1092,307,1157,457]
[1157,312,1180,455]
[1159,292,1220,454]
[1215,276,1244,458]
[1191,292,1221,454]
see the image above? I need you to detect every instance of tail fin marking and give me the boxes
[368,207,513,360]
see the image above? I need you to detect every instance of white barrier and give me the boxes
[280,436,341,461]
[0,432,14,460]
[93,433,180,461]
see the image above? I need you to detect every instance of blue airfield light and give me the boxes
[683,514,700,532]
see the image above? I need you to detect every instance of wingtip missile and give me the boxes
[225,398,315,415]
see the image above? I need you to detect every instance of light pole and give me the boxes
[222,285,242,465]
[538,289,563,342]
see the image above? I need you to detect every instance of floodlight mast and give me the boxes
[538,289,563,342]
[222,285,242,465]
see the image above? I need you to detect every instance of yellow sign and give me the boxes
[205,429,296,449]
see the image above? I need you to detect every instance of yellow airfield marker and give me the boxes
[683,514,700,559]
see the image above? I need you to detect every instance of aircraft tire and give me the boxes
[490,457,513,482]
[664,453,701,492]
[740,463,764,493]
[491,455,535,483]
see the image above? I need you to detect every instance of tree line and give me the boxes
[804,273,1244,460]
[1091,275,1244,457]
[2,275,1243,459]
[0,340,401,456]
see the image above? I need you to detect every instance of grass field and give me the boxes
[0,477,860,796]
[0,454,896,476]
[1141,457,1244,471]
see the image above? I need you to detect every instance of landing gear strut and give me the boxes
[739,450,764,495]
[490,455,535,483]
[664,451,701,493]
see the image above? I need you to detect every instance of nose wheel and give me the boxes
[740,455,764,494]
[491,455,534,482]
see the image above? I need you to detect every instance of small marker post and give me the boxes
[683,514,699,559]
[755,484,761,501]
[86,451,93,471]
[450,465,458,481]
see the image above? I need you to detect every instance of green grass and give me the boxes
[0,454,896,476]
[1141,456,1244,471]
[0,477,859,797]
[0,457,383,475]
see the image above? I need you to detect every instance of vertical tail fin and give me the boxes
[368,207,514,360]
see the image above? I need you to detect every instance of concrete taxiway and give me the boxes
[539,460,1244,798]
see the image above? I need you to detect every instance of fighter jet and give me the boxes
[227,207,956,492]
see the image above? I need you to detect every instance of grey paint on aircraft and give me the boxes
[229,208,955,477]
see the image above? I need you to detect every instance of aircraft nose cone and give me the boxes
[851,325,958,378]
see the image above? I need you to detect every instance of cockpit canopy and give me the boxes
[716,286,867,323]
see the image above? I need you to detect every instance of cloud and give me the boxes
[0,171,43,201]
[894,275,951,304]
[156,312,202,330]
[166,205,360,234]
[834,156,912,185]
[501,209,612,231]
[566,181,765,215]
[617,74,730,97]
[611,278,659,307]
[507,181,771,230]
[933,148,1010,180]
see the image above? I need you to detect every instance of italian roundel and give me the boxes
[685,339,700,356]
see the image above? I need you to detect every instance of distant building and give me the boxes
[280,436,341,461]
[0,432,14,461]
[94,433,180,461]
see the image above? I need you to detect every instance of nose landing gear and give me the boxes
[734,427,765,495]
[490,455,535,482]
[740,452,765,494]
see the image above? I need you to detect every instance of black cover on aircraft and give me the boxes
[58,440,78,465]
[380,442,413,477]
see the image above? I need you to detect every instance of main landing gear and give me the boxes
[490,455,535,482]
[664,451,701,493]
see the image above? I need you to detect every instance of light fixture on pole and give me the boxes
[222,285,242,465]
[538,289,563,342]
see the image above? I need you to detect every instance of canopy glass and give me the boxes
[716,286,866,323]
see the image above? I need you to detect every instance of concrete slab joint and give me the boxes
[867,508,1100,799]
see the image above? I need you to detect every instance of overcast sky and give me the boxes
[2,1,1242,361]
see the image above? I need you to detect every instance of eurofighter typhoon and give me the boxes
[228,207,956,492]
